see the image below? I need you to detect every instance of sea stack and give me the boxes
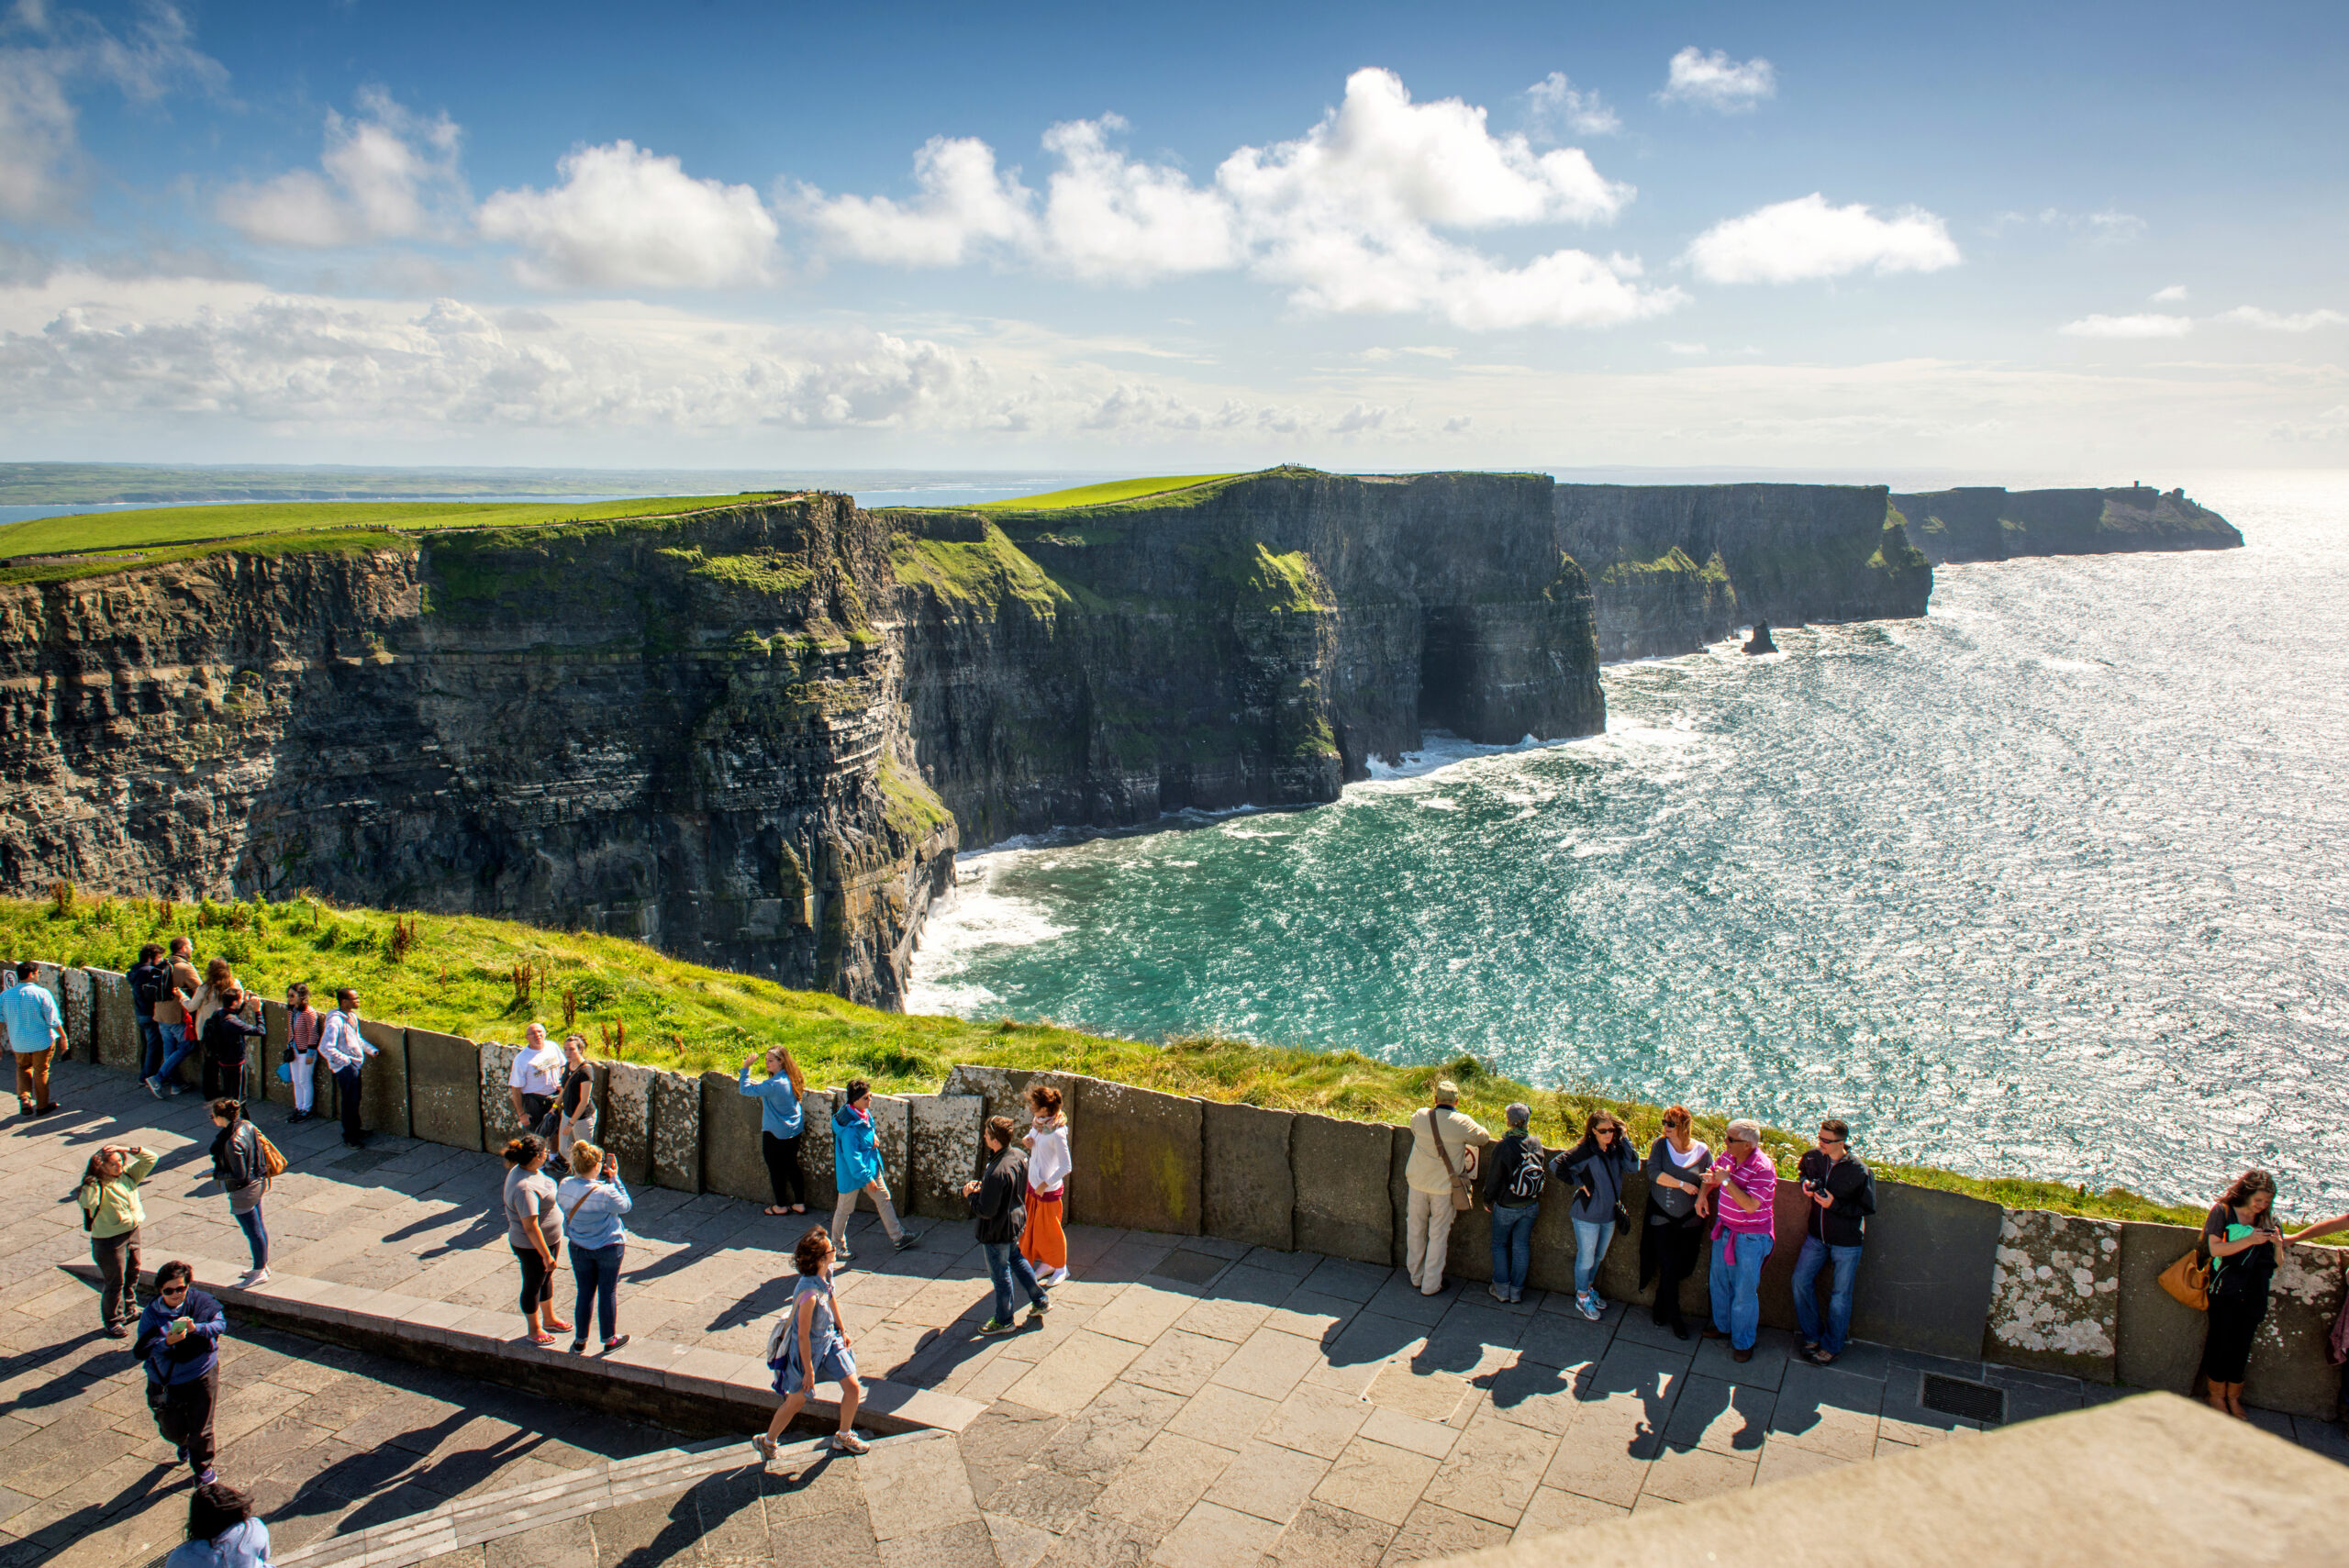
[1742,619,1777,654]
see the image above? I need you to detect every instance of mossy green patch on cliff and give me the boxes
[659,545,817,598]
[0,528,418,585]
[889,523,1072,618]
[1219,540,1330,614]
[970,473,1244,512]
[878,754,954,840]
[0,892,2275,1229]
[0,494,793,559]
[1595,546,1732,589]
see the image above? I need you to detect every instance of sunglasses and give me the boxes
[158,1284,189,1297]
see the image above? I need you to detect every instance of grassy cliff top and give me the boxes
[0,493,793,561]
[970,474,1246,512]
[0,891,2250,1233]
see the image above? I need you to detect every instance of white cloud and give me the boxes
[2217,305,2347,332]
[2058,313,2192,339]
[1658,47,1776,113]
[2085,209,2145,244]
[1662,341,1709,356]
[478,141,780,289]
[2151,284,2188,302]
[217,89,466,247]
[797,135,1033,267]
[795,69,1669,330]
[1037,116,1239,282]
[1525,72,1620,139]
[0,1,223,218]
[1683,194,1960,284]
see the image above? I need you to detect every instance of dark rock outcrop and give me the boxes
[1553,483,1932,662]
[1892,484,2243,564]
[1742,620,1777,655]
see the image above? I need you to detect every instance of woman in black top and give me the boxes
[555,1034,596,1162]
[2199,1168,2287,1418]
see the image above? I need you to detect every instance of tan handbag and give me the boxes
[2158,1246,2210,1311]
[1429,1114,1474,1212]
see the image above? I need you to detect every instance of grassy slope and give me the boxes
[2,893,2243,1231]
[0,494,792,560]
[0,530,417,586]
[971,474,1244,512]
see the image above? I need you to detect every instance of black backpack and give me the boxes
[1500,1138,1546,1204]
[132,964,165,1011]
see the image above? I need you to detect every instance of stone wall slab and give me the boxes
[479,1040,530,1152]
[651,1070,701,1193]
[355,1019,408,1138]
[2244,1240,2349,1419]
[260,1001,291,1108]
[59,966,92,1058]
[800,1089,838,1207]
[909,1095,984,1220]
[1843,1181,2001,1361]
[406,1029,484,1152]
[699,1071,769,1206]
[85,967,141,1075]
[1290,1112,1392,1265]
[2115,1220,2207,1397]
[603,1063,655,1185]
[1986,1209,2122,1381]
[1202,1101,1295,1252]
[1071,1077,1201,1236]
[941,1065,1075,1132]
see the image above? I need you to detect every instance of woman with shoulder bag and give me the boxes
[556,1140,633,1354]
[206,1098,274,1286]
[2199,1168,2288,1418]
[1640,1106,1713,1340]
[1552,1110,1636,1322]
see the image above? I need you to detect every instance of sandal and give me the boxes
[601,1335,630,1352]
[764,1207,792,1216]
[829,1431,868,1454]
[545,1318,573,1334]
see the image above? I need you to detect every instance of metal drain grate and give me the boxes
[1920,1373,2006,1425]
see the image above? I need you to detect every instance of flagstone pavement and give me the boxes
[6,1060,2344,1567]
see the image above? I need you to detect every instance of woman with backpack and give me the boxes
[206,1098,275,1286]
[2199,1168,2288,1418]
[1552,1110,1637,1321]
[1640,1106,1713,1340]
[1481,1103,1544,1304]
[751,1226,868,1461]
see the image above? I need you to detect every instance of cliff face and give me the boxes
[0,471,1607,1005]
[1891,485,2243,564]
[1553,483,1932,661]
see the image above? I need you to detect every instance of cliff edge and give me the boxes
[1892,484,2243,564]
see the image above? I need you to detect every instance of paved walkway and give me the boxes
[8,1059,2346,1568]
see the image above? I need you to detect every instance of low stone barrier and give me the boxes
[908,1095,983,1220]
[698,1070,768,1206]
[356,1019,410,1138]
[651,1071,700,1192]
[85,966,141,1074]
[1072,1076,1201,1236]
[1988,1208,2123,1380]
[479,1040,530,1153]
[1201,1100,1294,1251]
[409,1029,484,1151]
[603,1062,655,1184]
[798,1088,838,1207]
[1289,1112,1392,1265]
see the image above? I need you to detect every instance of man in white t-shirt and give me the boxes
[507,1023,566,1135]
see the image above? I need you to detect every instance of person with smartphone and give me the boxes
[136,1260,227,1485]
[556,1140,633,1354]
[1791,1119,1876,1366]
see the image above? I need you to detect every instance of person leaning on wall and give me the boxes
[2198,1168,2286,1419]
[1402,1080,1486,1297]
[1791,1118,1876,1366]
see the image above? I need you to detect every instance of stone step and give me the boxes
[61,1255,985,1440]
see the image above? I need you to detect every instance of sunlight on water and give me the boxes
[907,472,2349,1206]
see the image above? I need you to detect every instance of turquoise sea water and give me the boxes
[907,471,2349,1207]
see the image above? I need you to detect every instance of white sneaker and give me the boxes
[240,1268,271,1287]
[1042,1266,1070,1286]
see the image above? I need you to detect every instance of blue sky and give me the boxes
[1,0,2343,472]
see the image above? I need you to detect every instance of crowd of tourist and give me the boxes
[6,946,2346,1566]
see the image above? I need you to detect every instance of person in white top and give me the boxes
[1403,1080,1486,1296]
[317,988,378,1148]
[1019,1084,1073,1286]
[507,1023,566,1137]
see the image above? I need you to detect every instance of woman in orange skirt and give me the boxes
[1019,1084,1071,1285]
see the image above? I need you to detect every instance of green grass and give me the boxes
[1,890,2282,1231]
[0,529,418,586]
[0,494,792,560]
[971,474,1244,513]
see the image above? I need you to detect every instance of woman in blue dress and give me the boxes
[753,1226,868,1459]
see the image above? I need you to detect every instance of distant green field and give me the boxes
[973,473,1244,512]
[0,493,786,559]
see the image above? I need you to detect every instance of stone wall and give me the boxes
[44,975,2349,1414]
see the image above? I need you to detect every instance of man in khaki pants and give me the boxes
[1403,1080,1486,1296]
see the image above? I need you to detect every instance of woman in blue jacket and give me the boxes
[828,1080,917,1263]
[166,1480,272,1568]
[556,1140,633,1353]
[1551,1111,1638,1322]
[740,1047,807,1216]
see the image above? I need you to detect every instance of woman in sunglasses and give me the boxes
[136,1261,227,1485]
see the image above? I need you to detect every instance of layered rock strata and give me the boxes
[1553,483,1933,662]
[1891,484,2243,563]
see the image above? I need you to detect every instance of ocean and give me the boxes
[906,471,2349,1209]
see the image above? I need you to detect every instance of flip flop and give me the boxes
[764,1207,793,1216]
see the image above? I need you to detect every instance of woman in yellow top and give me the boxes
[78,1142,156,1338]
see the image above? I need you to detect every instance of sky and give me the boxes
[0,0,2343,474]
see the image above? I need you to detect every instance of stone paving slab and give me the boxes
[6,1060,2344,1568]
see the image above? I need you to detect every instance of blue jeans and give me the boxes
[1572,1217,1612,1296]
[572,1242,624,1343]
[139,1018,167,1082]
[152,1028,198,1088]
[983,1240,1047,1323]
[1792,1237,1863,1355]
[1490,1204,1537,1296]
[235,1206,268,1270]
[1709,1232,1774,1350]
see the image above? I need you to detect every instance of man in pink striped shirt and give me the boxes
[1698,1118,1777,1362]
